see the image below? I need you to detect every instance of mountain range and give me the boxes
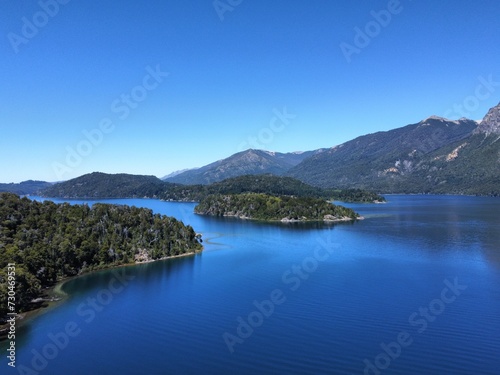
[4,102,500,197]
[165,102,500,195]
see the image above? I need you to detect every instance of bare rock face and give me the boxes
[474,102,500,136]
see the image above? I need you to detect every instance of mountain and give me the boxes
[165,149,322,185]
[407,103,500,195]
[161,168,198,180]
[38,102,500,197]
[287,116,479,191]
[0,180,53,195]
[288,103,500,195]
[473,103,500,136]
[401,131,500,195]
[41,172,167,198]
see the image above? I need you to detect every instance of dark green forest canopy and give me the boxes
[194,193,360,222]
[0,193,202,318]
[161,175,385,203]
[40,172,384,203]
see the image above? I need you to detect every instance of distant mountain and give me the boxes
[165,149,322,185]
[0,180,52,195]
[288,103,500,195]
[38,102,500,197]
[287,116,479,191]
[41,172,167,198]
[161,168,198,180]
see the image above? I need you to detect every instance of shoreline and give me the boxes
[195,211,361,223]
[0,250,200,341]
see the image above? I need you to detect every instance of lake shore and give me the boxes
[0,250,200,341]
[195,211,362,223]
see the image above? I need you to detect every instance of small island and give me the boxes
[194,193,361,222]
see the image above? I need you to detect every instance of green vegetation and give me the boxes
[39,172,384,203]
[0,180,52,195]
[194,193,360,222]
[162,175,385,203]
[40,172,166,198]
[326,188,386,203]
[287,116,500,196]
[0,193,202,318]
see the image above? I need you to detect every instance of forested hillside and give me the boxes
[40,172,166,198]
[40,173,385,203]
[0,193,202,318]
[0,180,52,195]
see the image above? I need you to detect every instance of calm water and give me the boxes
[2,195,500,374]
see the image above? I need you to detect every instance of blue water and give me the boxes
[2,195,500,374]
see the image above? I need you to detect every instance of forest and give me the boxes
[0,193,202,319]
[39,172,386,203]
[194,193,360,222]
[160,175,385,203]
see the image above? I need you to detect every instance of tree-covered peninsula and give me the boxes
[0,193,202,318]
[194,193,360,222]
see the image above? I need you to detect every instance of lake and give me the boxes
[2,195,500,374]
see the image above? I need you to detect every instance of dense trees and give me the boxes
[0,193,202,318]
[39,173,385,203]
[40,172,166,198]
[0,180,52,195]
[161,175,385,203]
[194,193,360,222]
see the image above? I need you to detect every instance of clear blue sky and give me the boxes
[1,0,499,182]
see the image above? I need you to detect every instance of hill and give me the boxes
[0,180,52,195]
[41,172,167,198]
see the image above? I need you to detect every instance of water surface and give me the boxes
[2,195,500,374]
